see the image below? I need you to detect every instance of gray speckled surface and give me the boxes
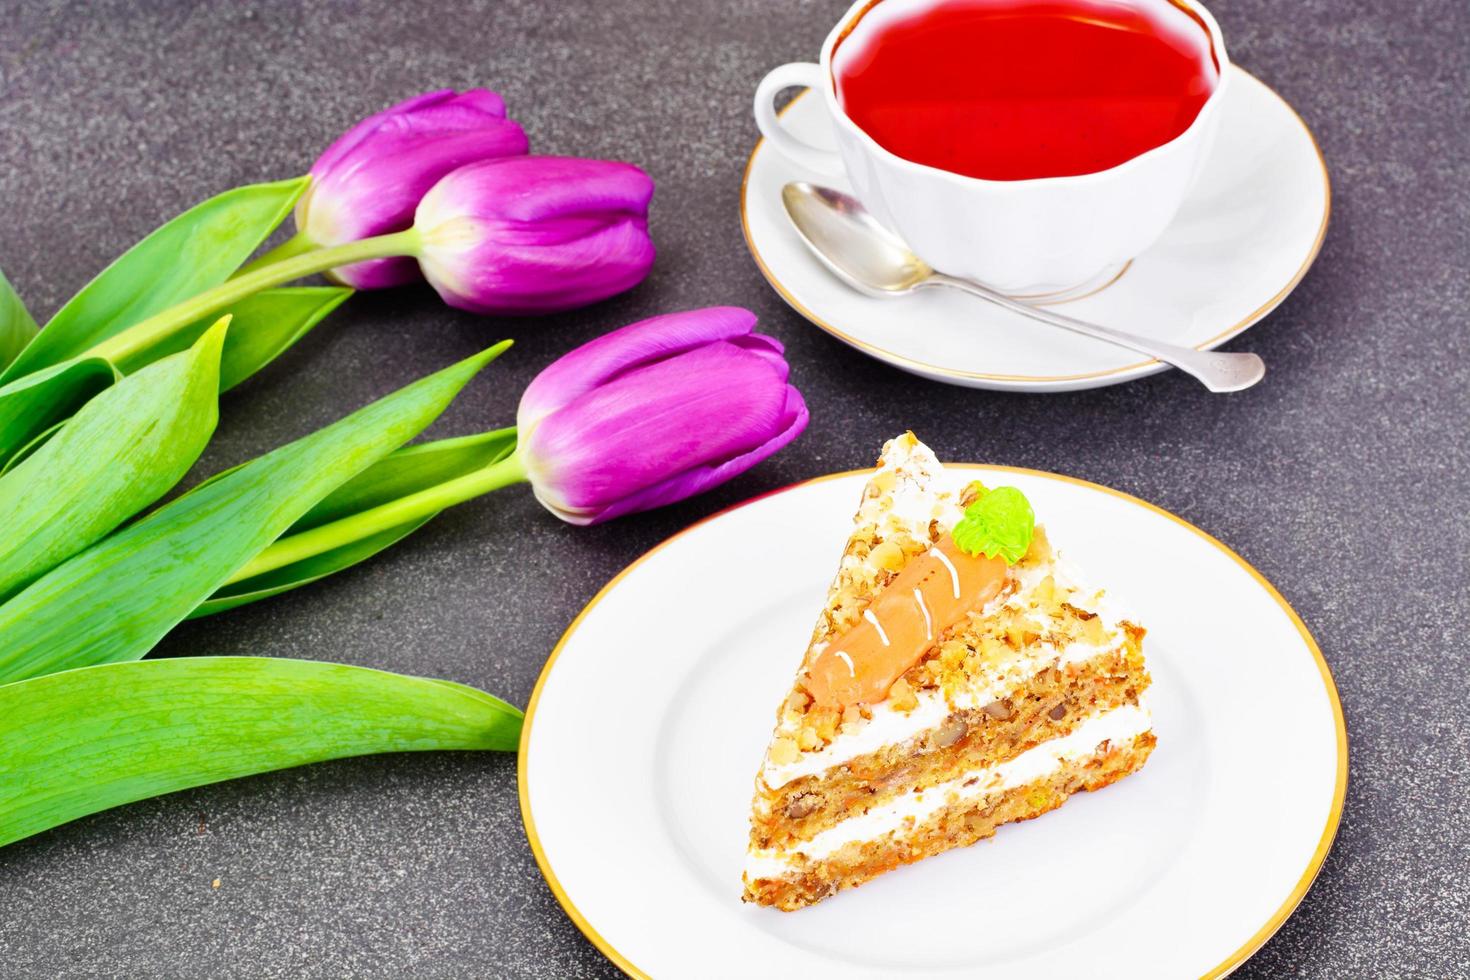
[0,0,1466,976]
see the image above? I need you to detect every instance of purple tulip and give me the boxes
[517,307,808,524]
[412,156,656,316]
[297,89,529,289]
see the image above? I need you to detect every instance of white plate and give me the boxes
[741,67,1331,392]
[520,466,1346,978]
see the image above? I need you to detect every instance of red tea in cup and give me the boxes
[832,0,1220,180]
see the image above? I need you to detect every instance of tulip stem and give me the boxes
[223,451,528,586]
[85,229,424,366]
[233,231,317,278]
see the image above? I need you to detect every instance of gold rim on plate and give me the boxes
[519,465,1349,979]
[739,69,1332,385]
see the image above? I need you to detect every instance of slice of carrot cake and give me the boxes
[742,432,1155,911]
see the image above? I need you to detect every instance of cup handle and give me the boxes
[753,63,846,177]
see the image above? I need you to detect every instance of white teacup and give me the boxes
[754,0,1230,294]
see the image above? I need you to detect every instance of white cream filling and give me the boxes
[761,557,1135,790]
[745,700,1152,879]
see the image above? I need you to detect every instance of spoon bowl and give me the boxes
[780,183,935,296]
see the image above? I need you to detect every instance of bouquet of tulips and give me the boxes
[0,90,807,847]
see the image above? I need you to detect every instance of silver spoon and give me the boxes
[782,182,1265,393]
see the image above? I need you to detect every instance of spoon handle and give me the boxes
[929,274,1265,393]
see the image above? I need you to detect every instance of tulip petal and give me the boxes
[729,332,791,380]
[538,385,809,525]
[426,215,654,314]
[518,306,758,433]
[309,89,459,180]
[523,340,795,515]
[415,156,655,314]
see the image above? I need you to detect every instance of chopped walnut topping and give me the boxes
[811,707,839,742]
[769,737,798,766]
[1022,525,1053,565]
[1080,614,1109,646]
[868,467,896,497]
[868,539,906,572]
[889,678,918,712]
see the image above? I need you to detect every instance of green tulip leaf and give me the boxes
[0,420,66,477]
[0,268,39,372]
[112,286,352,390]
[191,517,436,617]
[0,356,118,468]
[297,427,519,526]
[0,319,227,602]
[0,341,510,685]
[0,656,522,849]
[0,176,308,385]
[191,428,518,617]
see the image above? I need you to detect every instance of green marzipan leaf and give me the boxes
[952,485,1035,565]
[191,428,518,618]
[0,357,118,468]
[0,176,309,385]
[0,342,509,685]
[0,268,39,372]
[0,656,522,849]
[0,320,226,602]
[113,286,353,391]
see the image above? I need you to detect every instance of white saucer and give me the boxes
[520,465,1347,978]
[741,67,1330,392]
